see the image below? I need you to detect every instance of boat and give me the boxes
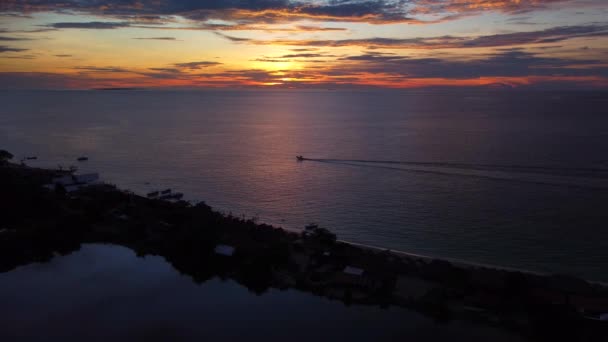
[77,156,88,162]
[147,191,159,198]
[160,189,171,195]
[73,173,99,184]
[296,155,305,161]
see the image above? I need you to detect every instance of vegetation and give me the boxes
[0,149,13,163]
[0,151,606,341]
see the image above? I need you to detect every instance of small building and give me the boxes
[64,184,81,193]
[74,173,99,184]
[343,266,364,276]
[214,244,235,256]
[53,175,74,186]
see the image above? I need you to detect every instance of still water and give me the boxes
[0,244,522,341]
[1,89,607,280]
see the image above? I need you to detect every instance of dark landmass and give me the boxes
[92,87,140,91]
[0,150,606,341]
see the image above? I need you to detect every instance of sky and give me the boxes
[0,0,607,89]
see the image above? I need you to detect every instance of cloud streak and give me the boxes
[46,22,130,29]
[173,61,223,69]
[0,36,32,41]
[226,24,608,49]
[1,1,607,90]
[4,0,603,25]
[0,45,28,53]
[132,37,178,40]
[4,48,605,89]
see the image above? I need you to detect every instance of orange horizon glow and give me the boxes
[1,0,607,90]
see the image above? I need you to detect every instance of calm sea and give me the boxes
[1,89,607,281]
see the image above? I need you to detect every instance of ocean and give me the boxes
[1,89,607,281]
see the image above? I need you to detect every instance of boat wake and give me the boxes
[302,158,608,189]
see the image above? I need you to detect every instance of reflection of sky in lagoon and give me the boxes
[0,244,523,341]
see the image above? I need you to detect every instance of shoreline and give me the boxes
[272,224,608,287]
[18,152,607,283]
[1,156,607,340]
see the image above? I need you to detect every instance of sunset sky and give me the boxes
[1,0,607,89]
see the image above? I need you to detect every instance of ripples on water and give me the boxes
[1,89,607,280]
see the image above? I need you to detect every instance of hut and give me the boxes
[214,244,235,257]
[343,266,364,276]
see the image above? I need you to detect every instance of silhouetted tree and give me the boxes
[0,150,13,163]
[310,227,337,245]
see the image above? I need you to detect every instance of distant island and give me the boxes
[92,87,141,91]
[0,149,606,341]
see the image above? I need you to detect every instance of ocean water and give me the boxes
[0,244,522,341]
[1,89,607,281]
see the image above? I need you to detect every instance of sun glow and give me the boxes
[1,2,606,90]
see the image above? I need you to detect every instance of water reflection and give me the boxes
[0,244,523,341]
[1,90,608,280]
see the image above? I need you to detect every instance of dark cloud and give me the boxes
[337,50,608,79]
[0,45,28,53]
[74,66,131,73]
[1,54,37,59]
[173,61,222,69]
[54,54,72,57]
[213,32,251,42]
[410,0,579,17]
[46,22,131,29]
[278,53,337,58]
[0,36,31,41]
[0,0,605,30]
[535,45,563,50]
[0,12,33,18]
[1,28,57,33]
[242,24,608,49]
[4,0,604,26]
[148,67,181,73]
[0,1,408,23]
[115,22,349,32]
